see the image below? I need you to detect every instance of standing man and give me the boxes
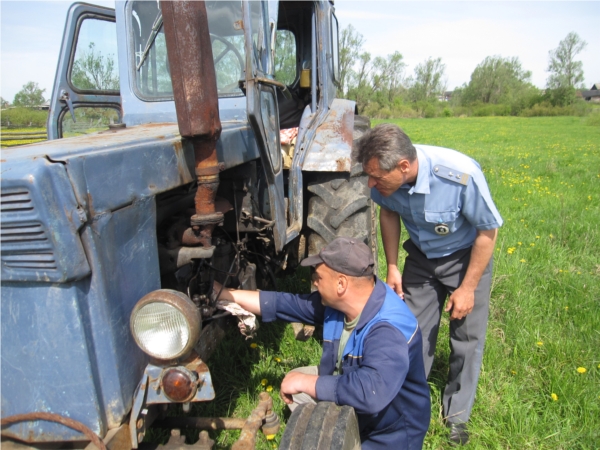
[217,237,430,450]
[354,123,502,445]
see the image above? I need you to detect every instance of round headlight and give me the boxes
[131,289,201,360]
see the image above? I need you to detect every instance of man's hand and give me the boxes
[386,265,404,298]
[280,372,318,405]
[445,286,475,320]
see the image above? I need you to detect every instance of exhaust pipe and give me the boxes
[161,1,222,248]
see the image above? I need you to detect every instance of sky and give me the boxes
[1,0,599,103]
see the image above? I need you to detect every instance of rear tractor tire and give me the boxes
[306,115,377,270]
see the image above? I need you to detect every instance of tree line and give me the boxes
[2,29,592,127]
[338,27,591,118]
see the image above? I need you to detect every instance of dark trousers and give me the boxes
[401,240,492,424]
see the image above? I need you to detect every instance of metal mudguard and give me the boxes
[301,98,356,172]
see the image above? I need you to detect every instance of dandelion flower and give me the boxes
[577,367,587,374]
[536,236,540,239]
[536,341,543,346]
[274,357,281,363]
[266,435,276,441]
[250,343,258,349]
[565,306,568,310]
[261,378,268,386]
[507,247,516,254]
[266,385,273,392]
[551,393,558,401]
[518,242,522,246]
[520,259,526,263]
[511,370,517,375]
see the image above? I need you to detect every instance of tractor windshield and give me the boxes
[130,0,245,100]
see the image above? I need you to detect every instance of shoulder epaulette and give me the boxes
[433,165,470,186]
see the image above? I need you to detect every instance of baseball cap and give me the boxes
[300,237,375,277]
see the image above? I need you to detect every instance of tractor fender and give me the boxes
[301,98,356,172]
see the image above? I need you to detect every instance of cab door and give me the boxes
[242,1,287,252]
[47,3,121,139]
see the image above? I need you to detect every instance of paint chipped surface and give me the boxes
[302,99,355,172]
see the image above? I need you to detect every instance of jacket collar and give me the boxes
[401,147,430,195]
[355,278,388,331]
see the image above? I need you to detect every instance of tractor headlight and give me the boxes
[131,289,201,360]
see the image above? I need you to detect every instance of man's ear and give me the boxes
[337,274,349,295]
[398,159,410,173]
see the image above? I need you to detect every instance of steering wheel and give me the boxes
[210,33,245,93]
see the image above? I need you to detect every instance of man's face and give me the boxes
[312,263,341,308]
[364,157,407,197]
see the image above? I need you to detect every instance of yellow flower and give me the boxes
[511,370,517,375]
[565,306,568,310]
[530,243,535,247]
[518,242,522,246]
[507,247,516,254]
[577,367,587,374]
[266,385,273,392]
[250,343,258,349]
[536,341,543,346]
[520,259,526,263]
[536,236,540,239]
[274,357,281,363]
[551,393,558,401]
[261,378,268,386]
[266,435,276,441]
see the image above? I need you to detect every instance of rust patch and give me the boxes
[0,412,106,450]
[336,157,350,172]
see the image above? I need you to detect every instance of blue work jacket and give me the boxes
[260,279,430,450]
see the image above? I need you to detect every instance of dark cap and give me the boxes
[300,237,375,277]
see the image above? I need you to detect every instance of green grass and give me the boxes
[150,116,600,449]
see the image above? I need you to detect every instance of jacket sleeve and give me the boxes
[315,322,408,415]
[259,290,325,325]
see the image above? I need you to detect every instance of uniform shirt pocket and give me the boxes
[424,210,459,234]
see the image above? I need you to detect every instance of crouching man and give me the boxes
[217,237,430,449]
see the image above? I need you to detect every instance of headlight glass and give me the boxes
[132,302,190,359]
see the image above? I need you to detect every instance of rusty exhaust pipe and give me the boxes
[161,1,222,248]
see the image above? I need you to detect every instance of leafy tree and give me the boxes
[13,82,46,107]
[274,30,297,85]
[409,57,446,104]
[71,42,119,91]
[462,56,533,105]
[546,32,587,106]
[1,97,9,109]
[379,52,405,102]
[338,24,365,97]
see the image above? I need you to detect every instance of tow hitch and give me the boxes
[153,392,280,450]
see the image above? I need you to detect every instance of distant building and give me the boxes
[438,91,453,102]
[581,83,600,102]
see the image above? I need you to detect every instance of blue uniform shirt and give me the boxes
[371,145,503,258]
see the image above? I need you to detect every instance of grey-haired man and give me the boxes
[217,237,430,450]
[354,123,503,445]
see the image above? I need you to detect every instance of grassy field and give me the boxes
[152,116,600,449]
[0,127,47,147]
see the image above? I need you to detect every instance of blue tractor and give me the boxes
[1,1,374,448]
